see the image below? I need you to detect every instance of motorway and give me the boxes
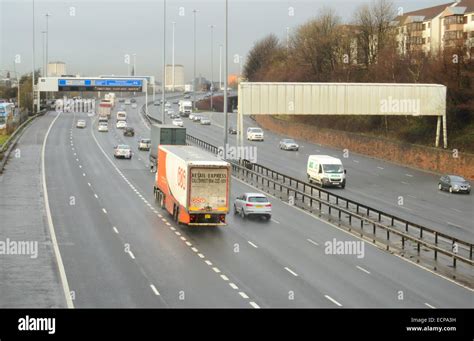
[17,93,469,308]
[164,99,474,244]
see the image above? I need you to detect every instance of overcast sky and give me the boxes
[1,0,451,82]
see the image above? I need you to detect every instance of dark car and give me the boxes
[438,175,471,194]
[123,127,135,137]
[228,127,237,135]
[130,98,136,103]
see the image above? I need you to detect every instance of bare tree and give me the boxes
[243,34,283,81]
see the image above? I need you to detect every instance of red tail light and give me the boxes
[245,203,253,207]
[219,214,226,223]
[265,203,272,207]
[190,214,196,222]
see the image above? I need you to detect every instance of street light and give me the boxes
[209,24,215,111]
[32,0,36,113]
[41,31,46,76]
[223,0,228,148]
[219,44,223,92]
[172,21,176,92]
[45,13,51,76]
[192,9,198,110]
[162,0,167,123]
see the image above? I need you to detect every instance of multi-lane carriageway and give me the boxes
[10,93,473,308]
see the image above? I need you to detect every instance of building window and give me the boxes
[464,16,468,24]
[428,22,431,28]
[422,23,426,30]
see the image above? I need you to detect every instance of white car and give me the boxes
[131,103,138,109]
[114,144,132,159]
[116,120,127,129]
[76,119,86,128]
[247,127,264,141]
[138,138,151,151]
[172,118,184,127]
[124,99,131,105]
[234,193,272,220]
[189,113,196,120]
[165,102,171,108]
[98,123,108,132]
[200,117,211,125]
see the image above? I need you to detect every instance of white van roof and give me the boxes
[308,155,342,164]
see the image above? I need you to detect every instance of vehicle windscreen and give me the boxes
[248,196,268,203]
[450,176,466,182]
[323,164,343,173]
[250,128,262,133]
[283,139,295,143]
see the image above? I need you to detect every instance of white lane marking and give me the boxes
[113,227,119,234]
[377,166,384,170]
[250,302,260,309]
[158,214,163,218]
[102,208,107,214]
[212,267,221,273]
[407,195,417,199]
[220,275,229,281]
[229,283,238,290]
[175,231,181,236]
[356,265,371,274]
[451,208,463,213]
[401,181,409,185]
[205,260,213,266]
[284,267,298,277]
[271,218,280,224]
[197,253,205,259]
[248,241,258,248]
[87,182,91,187]
[424,302,436,309]
[353,160,359,163]
[150,284,160,296]
[325,295,342,307]
[170,226,176,231]
[79,165,82,168]
[82,173,86,177]
[180,236,186,241]
[185,241,192,246]
[41,111,74,308]
[128,251,135,259]
[94,194,98,199]
[307,238,319,246]
[239,292,249,299]
[446,221,463,229]
[405,174,414,177]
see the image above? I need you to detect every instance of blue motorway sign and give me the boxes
[58,78,143,92]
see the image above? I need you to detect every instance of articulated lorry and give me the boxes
[154,145,231,226]
[178,100,193,117]
[98,101,112,118]
[149,124,186,170]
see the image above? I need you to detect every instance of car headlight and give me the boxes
[322,177,329,182]
[453,185,459,189]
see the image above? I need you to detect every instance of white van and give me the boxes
[307,155,346,188]
[116,111,127,121]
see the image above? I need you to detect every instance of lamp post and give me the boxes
[223,0,228,148]
[172,21,176,92]
[161,0,166,123]
[192,9,198,110]
[209,24,215,111]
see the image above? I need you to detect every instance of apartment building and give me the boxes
[395,0,474,57]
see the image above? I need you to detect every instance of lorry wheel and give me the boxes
[160,193,165,208]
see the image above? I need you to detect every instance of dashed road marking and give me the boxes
[150,284,160,296]
[113,227,119,234]
[248,241,258,248]
[212,267,221,273]
[325,295,342,307]
[102,208,107,214]
[128,251,135,260]
[307,238,319,246]
[239,292,249,299]
[229,283,238,290]
[220,275,229,281]
[250,302,260,309]
[284,267,298,277]
[356,265,371,274]
[424,302,435,309]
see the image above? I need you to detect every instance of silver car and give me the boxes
[234,193,272,220]
[438,175,471,194]
[279,138,299,151]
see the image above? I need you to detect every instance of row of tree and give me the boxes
[243,0,474,151]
